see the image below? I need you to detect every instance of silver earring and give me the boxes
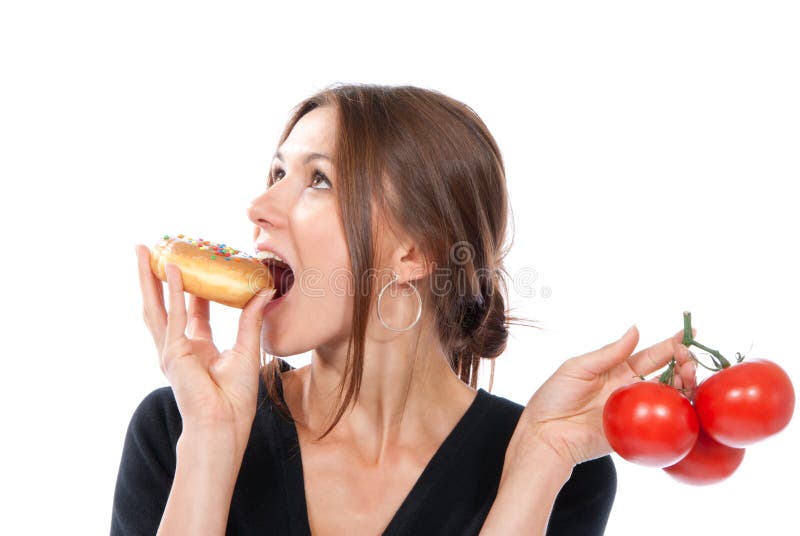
[376,270,422,332]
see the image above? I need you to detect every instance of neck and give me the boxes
[286,320,476,462]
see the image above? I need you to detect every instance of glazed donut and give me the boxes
[149,234,274,308]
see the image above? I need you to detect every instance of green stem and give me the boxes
[687,350,720,372]
[682,311,732,370]
[658,359,676,387]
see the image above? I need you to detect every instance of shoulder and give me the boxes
[458,389,526,460]
[111,386,183,533]
[117,385,183,475]
[483,389,525,416]
[482,391,617,495]
[558,455,617,503]
[128,385,183,442]
[256,357,296,404]
[547,455,617,535]
[131,357,297,439]
[478,390,617,533]
[481,389,526,434]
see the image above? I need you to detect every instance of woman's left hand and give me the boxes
[515,325,698,469]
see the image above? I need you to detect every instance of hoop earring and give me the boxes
[376,270,423,332]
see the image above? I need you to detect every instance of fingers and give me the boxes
[187,294,213,340]
[164,263,188,350]
[677,349,698,397]
[568,325,641,378]
[136,244,167,350]
[627,327,697,378]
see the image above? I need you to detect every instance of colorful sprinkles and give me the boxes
[160,233,261,264]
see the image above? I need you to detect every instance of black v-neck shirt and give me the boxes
[111,359,616,535]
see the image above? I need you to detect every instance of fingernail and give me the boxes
[622,324,636,338]
[258,287,276,299]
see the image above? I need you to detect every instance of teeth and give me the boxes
[254,250,285,263]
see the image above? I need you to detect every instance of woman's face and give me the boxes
[247,105,354,356]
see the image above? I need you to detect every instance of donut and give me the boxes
[149,234,275,308]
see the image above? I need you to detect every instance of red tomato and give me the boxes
[694,359,795,448]
[663,425,745,485]
[603,381,699,467]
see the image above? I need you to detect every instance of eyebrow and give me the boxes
[274,150,332,164]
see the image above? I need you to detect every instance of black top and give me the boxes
[110,359,616,535]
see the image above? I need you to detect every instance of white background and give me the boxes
[2,1,798,534]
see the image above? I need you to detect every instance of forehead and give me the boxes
[279,105,336,157]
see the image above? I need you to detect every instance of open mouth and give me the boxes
[262,259,295,300]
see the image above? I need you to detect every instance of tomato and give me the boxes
[603,381,699,467]
[662,424,745,485]
[694,359,795,448]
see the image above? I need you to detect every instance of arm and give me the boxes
[109,389,249,536]
[128,248,274,534]
[157,429,245,536]
[480,426,574,535]
[482,326,691,534]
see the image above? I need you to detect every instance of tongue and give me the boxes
[272,265,295,299]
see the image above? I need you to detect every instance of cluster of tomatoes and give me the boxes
[602,313,795,485]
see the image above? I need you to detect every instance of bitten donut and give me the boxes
[149,234,274,308]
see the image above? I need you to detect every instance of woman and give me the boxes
[111,84,697,535]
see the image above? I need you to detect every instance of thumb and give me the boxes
[232,287,277,366]
[573,324,640,377]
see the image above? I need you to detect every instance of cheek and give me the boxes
[294,204,352,292]
[282,205,356,337]
[302,238,353,313]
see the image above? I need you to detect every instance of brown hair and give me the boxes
[260,83,539,440]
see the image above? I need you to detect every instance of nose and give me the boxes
[247,186,289,242]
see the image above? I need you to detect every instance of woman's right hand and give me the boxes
[135,244,276,448]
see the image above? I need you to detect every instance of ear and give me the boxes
[389,239,432,285]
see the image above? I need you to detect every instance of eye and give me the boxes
[268,166,332,190]
[311,169,332,190]
[267,166,285,188]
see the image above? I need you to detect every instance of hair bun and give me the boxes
[459,294,487,335]
[466,289,508,359]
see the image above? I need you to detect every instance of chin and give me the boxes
[260,341,290,359]
[260,326,287,357]
[260,329,307,359]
